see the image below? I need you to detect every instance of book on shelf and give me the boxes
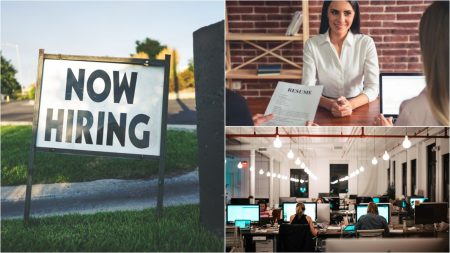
[285,11,303,36]
[257,64,281,76]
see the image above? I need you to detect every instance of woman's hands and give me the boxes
[331,96,353,117]
[252,113,274,126]
[373,114,394,126]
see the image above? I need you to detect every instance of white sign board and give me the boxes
[36,59,165,157]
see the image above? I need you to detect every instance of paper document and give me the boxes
[261,81,323,126]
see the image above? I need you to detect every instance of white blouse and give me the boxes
[396,88,442,126]
[302,31,380,102]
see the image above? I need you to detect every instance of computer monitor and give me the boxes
[380,73,426,118]
[230,198,250,205]
[282,202,317,222]
[372,197,380,203]
[356,203,390,224]
[328,197,340,211]
[235,220,251,230]
[318,192,330,198]
[317,203,331,224]
[226,204,260,224]
[279,197,296,204]
[415,203,448,224]
[356,196,373,205]
[409,197,428,209]
[349,194,357,200]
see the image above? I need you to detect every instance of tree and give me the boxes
[135,38,166,59]
[1,55,21,98]
[156,48,180,93]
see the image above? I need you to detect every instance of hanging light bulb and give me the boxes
[273,135,282,148]
[277,174,281,179]
[295,157,301,166]
[249,165,254,172]
[259,169,264,175]
[237,161,243,169]
[300,162,306,169]
[359,165,365,172]
[383,150,390,160]
[372,156,378,165]
[266,171,271,177]
[355,170,360,175]
[287,149,294,159]
[402,135,411,149]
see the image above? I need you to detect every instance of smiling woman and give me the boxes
[302,0,379,118]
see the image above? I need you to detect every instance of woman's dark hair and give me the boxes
[319,0,361,34]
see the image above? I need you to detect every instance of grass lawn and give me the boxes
[1,125,198,186]
[1,204,223,252]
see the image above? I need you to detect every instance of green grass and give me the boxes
[1,125,198,186]
[1,204,223,252]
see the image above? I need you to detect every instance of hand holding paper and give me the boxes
[260,81,323,126]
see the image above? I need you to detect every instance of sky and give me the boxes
[1,1,224,88]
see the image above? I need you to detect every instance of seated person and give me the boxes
[289,202,318,236]
[355,202,389,234]
[226,89,273,126]
[259,200,270,218]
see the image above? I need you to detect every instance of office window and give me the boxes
[443,153,449,203]
[330,164,348,195]
[427,143,436,201]
[290,169,309,198]
[393,161,396,197]
[411,159,417,196]
[402,162,407,196]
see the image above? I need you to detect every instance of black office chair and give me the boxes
[278,224,315,252]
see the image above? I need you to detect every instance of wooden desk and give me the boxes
[246,97,380,126]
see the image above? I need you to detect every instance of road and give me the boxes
[1,98,196,125]
[1,170,199,219]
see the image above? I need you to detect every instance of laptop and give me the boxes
[379,73,426,120]
[235,220,251,230]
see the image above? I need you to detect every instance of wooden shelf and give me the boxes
[226,69,302,80]
[226,33,303,41]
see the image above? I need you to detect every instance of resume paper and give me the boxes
[261,82,323,126]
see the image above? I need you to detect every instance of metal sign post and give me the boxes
[24,50,170,225]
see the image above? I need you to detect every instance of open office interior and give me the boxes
[225,127,449,252]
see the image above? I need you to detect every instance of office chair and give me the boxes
[356,229,385,238]
[278,224,315,252]
[226,226,244,252]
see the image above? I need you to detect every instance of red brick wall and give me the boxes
[227,0,432,99]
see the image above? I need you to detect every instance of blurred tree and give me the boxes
[157,48,180,93]
[187,58,194,72]
[28,83,36,100]
[130,51,149,59]
[1,55,21,98]
[135,38,166,59]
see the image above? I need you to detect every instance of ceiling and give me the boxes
[226,127,447,161]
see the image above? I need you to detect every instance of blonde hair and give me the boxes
[367,202,379,215]
[420,1,449,125]
[296,202,305,216]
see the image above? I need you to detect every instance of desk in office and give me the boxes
[246,97,380,126]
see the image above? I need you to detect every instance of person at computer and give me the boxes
[259,200,270,218]
[373,1,449,126]
[355,202,389,234]
[289,202,318,237]
[302,0,379,118]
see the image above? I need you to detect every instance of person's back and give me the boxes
[356,202,389,234]
[356,213,388,232]
[291,214,309,225]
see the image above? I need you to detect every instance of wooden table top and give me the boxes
[246,97,380,126]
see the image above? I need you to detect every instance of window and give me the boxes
[411,159,417,196]
[427,143,436,201]
[393,161,396,197]
[290,169,309,198]
[443,153,449,203]
[330,164,348,196]
[402,162,407,196]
